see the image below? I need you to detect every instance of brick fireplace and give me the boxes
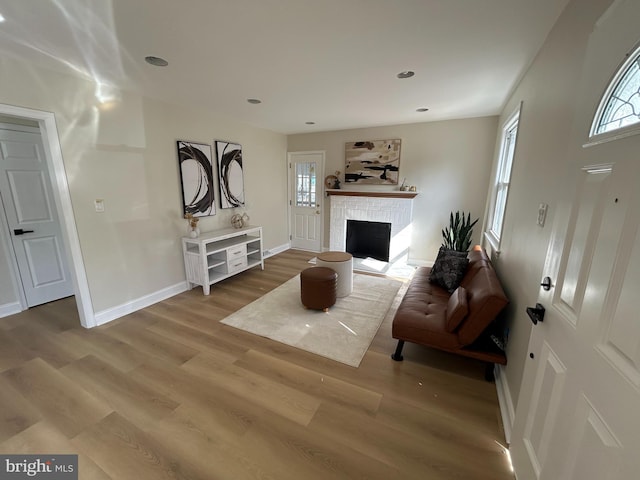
[328,190,417,262]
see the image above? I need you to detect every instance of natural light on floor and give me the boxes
[361,257,387,271]
[338,321,357,336]
[495,441,515,473]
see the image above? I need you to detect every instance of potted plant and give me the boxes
[442,211,478,252]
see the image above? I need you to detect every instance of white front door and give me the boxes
[0,124,73,307]
[288,151,323,252]
[510,159,640,479]
[510,4,640,478]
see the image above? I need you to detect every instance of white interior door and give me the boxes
[0,124,73,307]
[510,4,640,478]
[288,151,323,252]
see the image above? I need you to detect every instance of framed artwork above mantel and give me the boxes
[344,139,401,185]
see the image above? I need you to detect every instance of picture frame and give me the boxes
[345,139,401,185]
[176,140,215,217]
[215,140,245,209]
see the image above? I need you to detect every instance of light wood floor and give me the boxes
[0,249,514,479]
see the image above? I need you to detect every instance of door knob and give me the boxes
[14,229,35,235]
[526,303,545,325]
[315,210,320,214]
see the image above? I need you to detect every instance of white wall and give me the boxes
[0,55,288,316]
[483,0,614,413]
[287,117,498,263]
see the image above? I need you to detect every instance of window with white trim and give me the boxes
[486,108,519,250]
[591,43,640,136]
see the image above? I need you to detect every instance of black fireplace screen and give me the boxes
[346,220,392,262]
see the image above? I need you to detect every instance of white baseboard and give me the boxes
[407,257,434,267]
[263,243,290,258]
[495,364,515,444]
[93,281,189,327]
[94,245,291,327]
[407,258,433,267]
[0,301,22,318]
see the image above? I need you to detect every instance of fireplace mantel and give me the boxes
[329,191,414,257]
[326,189,418,199]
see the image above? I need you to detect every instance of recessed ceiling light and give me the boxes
[416,108,429,112]
[397,71,415,79]
[305,121,315,125]
[247,98,262,104]
[145,56,168,67]
[0,13,5,23]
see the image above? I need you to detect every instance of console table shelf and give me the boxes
[182,225,264,295]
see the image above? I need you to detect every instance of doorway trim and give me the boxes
[287,150,325,252]
[0,103,95,328]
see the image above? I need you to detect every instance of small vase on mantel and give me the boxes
[189,227,200,238]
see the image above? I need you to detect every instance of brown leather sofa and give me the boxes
[391,245,508,379]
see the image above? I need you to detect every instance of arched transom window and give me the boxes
[592,43,640,136]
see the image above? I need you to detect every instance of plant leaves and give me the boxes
[440,210,479,252]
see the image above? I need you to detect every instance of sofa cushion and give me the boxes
[391,304,461,350]
[445,286,468,332]
[457,265,509,345]
[429,248,469,293]
[407,267,451,299]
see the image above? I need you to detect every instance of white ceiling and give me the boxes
[0,0,569,134]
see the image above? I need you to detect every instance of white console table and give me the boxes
[182,225,264,295]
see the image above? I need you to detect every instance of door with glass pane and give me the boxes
[288,151,323,252]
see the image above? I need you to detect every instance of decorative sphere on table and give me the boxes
[231,212,250,229]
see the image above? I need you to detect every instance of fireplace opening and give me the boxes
[346,220,392,262]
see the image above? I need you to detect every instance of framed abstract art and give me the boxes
[344,139,401,185]
[176,140,215,217]
[215,140,245,209]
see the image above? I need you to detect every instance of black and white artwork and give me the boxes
[215,140,245,209]
[177,140,215,217]
[345,139,401,185]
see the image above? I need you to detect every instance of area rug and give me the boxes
[220,273,403,367]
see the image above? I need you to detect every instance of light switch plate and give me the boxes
[94,199,105,213]
[537,203,548,227]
